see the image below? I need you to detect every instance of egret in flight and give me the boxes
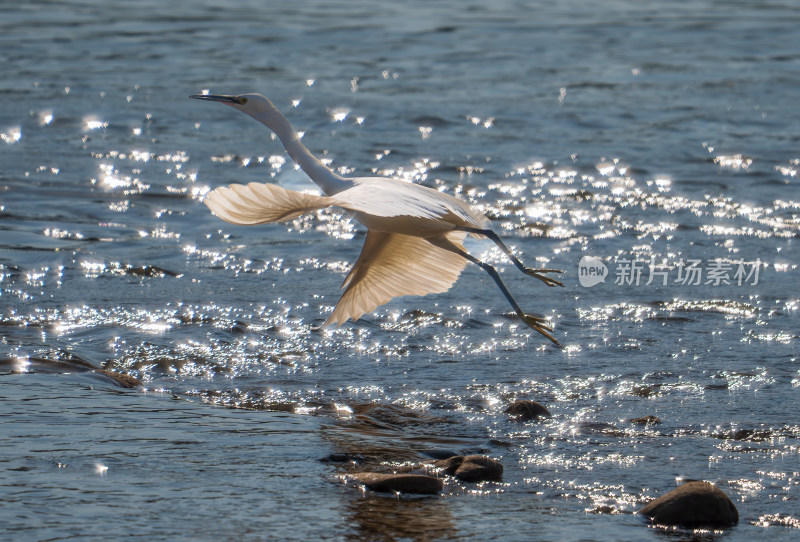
[190,93,563,343]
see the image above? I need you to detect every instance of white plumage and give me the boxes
[191,93,563,343]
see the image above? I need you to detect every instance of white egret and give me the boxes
[190,93,563,343]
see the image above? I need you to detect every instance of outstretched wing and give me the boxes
[204,182,333,225]
[334,178,492,229]
[323,230,468,327]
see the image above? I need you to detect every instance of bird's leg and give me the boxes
[459,227,564,287]
[440,244,559,345]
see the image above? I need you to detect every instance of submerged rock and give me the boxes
[577,421,625,437]
[126,264,180,278]
[321,453,363,464]
[434,455,503,482]
[630,415,661,426]
[631,385,658,398]
[94,369,142,389]
[639,481,738,528]
[504,400,551,421]
[350,472,443,495]
[1,356,142,389]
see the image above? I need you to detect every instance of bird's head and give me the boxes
[189,93,277,120]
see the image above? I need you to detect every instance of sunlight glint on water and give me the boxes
[1,0,799,540]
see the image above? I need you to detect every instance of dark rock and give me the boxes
[630,415,661,426]
[504,400,551,421]
[321,453,362,463]
[455,458,503,482]
[127,265,179,278]
[577,421,625,437]
[434,455,503,482]
[704,383,729,390]
[639,481,738,527]
[231,320,249,334]
[631,385,657,398]
[350,472,443,495]
[1,356,141,388]
[725,429,771,442]
[94,369,141,389]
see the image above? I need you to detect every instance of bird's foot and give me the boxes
[519,313,559,345]
[523,267,564,287]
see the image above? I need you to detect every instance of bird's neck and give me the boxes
[256,107,351,196]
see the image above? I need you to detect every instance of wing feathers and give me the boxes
[204,182,333,225]
[203,182,472,327]
[323,231,468,327]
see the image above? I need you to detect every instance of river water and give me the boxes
[1,1,798,540]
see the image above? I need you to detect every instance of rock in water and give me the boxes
[630,415,661,426]
[94,369,142,389]
[434,455,503,482]
[504,400,550,421]
[639,481,738,527]
[350,473,442,495]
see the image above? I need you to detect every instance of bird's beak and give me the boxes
[189,94,247,105]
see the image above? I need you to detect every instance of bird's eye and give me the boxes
[237,97,248,105]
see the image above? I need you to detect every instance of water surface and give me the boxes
[1,1,799,540]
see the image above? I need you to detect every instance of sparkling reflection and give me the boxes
[2,66,798,542]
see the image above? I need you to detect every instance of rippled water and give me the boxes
[2,1,799,540]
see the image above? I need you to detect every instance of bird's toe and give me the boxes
[520,314,559,345]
